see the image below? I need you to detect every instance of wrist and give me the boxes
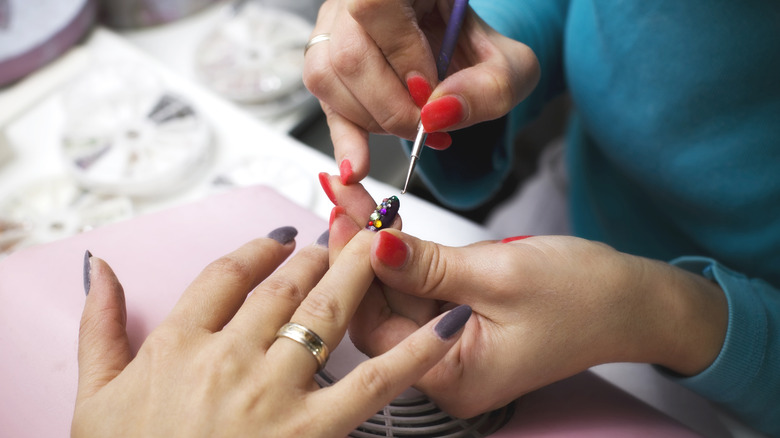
[631,257,728,376]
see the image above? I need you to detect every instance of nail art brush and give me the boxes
[402,0,469,194]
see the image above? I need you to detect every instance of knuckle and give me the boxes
[302,59,333,98]
[352,361,395,399]
[330,35,371,79]
[138,326,188,364]
[203,255,254,286]
[346,0,382,21]
[418,245,448,297]
[297,291,344,325]
[261,276,307,303]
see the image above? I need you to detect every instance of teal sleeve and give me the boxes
[407,0,570,210]
[662,257,780,436]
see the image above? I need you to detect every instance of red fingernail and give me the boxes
[406,75,432,108]
[318,172,337,205]
[421,96,464,132]
[329,205,346,228]
[375,231,408,269]
[500,235,533,243]
[425,132,452,150]
[339,159,353,185]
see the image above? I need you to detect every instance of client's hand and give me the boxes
[72,227,470,437]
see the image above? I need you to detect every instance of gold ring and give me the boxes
[304,33,331,56]
[275,322,330,371]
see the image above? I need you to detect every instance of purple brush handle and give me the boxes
[435,0,469,81]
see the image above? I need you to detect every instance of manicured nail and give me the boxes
[434,305,472,340]
[339,159,353,185]
[406,74,432,107]
[315,229,329,247]
[366,196,399,231]
[329,205,345,228]
[421,95,464,132]
[318,172,337,205]
[267,226,298,245]
[375,231,408,269]
[500,235,533,243]
[425,132,452,150]
[83,250,92,295]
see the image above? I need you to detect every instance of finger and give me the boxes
[322,104,371,184]
[77,254,133,400]
[349,281,425,357]
[420,15,540,132]
[328,7,422,140]
[225,232,330,347]
[164,229,297,332]
[346,0,437,86]
[314,305,472,435]
[268,230,376,378]
[370,229,510,304]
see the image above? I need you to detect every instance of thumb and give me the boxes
[77,252,133,401]
[420,16,539,133]
[370,230,497,304]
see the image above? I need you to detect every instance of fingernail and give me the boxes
[375,230,408,269]
[83,250,92,295]
[318,172,337,205]
[406,74,432,107]
[267,226,298,245]
[366,195,399,231]
[329,205,345,228]
[339,159,353,185]
[500,235,533,243]
[435,305,472,340]
[315,229,329,247]
[421,96,464,132]
[425,132,452,150]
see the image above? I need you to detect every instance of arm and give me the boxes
[662,257,780,436]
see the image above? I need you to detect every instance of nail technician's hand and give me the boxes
[72,228,469,437]
[303,0,539,184]
[352,232,729,418]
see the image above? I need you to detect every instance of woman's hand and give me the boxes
[320,174,727,419]
[357,232,730,418]
[303,0,539,184]
[72,227,470,437]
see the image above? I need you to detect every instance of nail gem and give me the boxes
[366,196,399,231]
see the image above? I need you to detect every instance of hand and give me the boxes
[72,227,470,437]
[303,0,539,184]
[355,232,729,418]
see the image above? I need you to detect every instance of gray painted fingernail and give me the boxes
[83,250,92,295]
[434,305,472,340]
[315,229,329,247]
[267,226,298,245]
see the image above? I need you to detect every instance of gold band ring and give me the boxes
[304,33,331,55]
[275,322,330,371]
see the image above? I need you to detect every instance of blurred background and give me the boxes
[0,0,565,257]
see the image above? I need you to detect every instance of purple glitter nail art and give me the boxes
[366,196,399,231]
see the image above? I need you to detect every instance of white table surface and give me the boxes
[0,18,768,438]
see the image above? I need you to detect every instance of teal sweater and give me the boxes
[414,1,780,434]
